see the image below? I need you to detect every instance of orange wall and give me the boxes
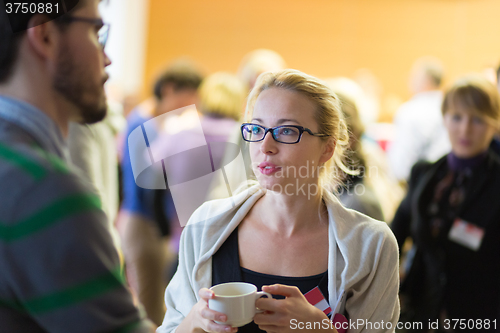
[142,0,500,107]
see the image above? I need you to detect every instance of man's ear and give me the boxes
[25,16,61,61]
[319,137,335,164]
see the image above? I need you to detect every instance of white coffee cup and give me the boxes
[208,282,272,327]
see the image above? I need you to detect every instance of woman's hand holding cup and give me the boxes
[208,282,271,328]
[186,288,238,333]
[254,284,336,333]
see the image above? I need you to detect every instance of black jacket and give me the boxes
[391,150,500,327]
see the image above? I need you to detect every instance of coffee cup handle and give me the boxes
[255,291,272,314]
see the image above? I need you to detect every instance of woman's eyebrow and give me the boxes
[251,118,300,125]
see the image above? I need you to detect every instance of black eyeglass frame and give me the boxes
[57,16,110,49]
[241,123,330,144]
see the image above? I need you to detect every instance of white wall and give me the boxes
[100,0,149,98]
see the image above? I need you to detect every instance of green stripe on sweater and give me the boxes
[112,320,145,333]
[0,193,101,242]
[0,266,126,314]
[23,265,125,314]
[0,142,46,180]
[32,145,70,174]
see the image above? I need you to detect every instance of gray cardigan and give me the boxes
[158,186,400,333]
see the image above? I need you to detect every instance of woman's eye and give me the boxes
[452,114,461,122]
[472,116,484,124]
[280,127,297,135]
[251,126,262,134]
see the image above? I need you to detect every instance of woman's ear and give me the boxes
[319,138,335,164]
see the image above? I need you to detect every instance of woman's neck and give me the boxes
[447,150,488,172]
[253,188,327,237]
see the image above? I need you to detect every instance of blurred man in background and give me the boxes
[68,101,126,251]
[387,56,451,182]
[118,59,203,325]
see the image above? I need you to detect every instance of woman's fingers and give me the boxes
[256,297,282,312]
[193,290,238,333]
[205,319,238,333]
[197,304,237,333]
[199,287,215,300]
[200,306,228,323]
[254,311,281,326]
[262,284,302,298]
[255,309,292,328]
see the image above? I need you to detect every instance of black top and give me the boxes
[212,227,328,332]
[391,150,500,327]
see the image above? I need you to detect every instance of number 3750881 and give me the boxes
[6,2,59,14]
[443,319,496,330]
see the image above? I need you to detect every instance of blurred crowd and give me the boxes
[4,0,500,330]
[65,49,500,328]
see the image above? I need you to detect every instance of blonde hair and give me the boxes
[198,72,246,121]
[442,74,500,128]
[244,69,355,192]
[238,49,287,90]
[333,92,366,168]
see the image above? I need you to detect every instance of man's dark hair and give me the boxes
[0,7,24,82]
[153,59,204,100]
[0,0,83,83]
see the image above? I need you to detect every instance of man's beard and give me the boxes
[53,49,107,125]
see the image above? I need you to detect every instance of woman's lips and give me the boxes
[259,166,282,175]
[258,162,282,175]
[459,139,472,146]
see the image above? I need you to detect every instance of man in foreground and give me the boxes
[0,0,153,331]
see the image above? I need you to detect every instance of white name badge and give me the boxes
[448,219,485,251]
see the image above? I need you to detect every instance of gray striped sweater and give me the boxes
[0,96,151,332]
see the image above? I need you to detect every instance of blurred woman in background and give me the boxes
[326,77,404,222]
[392,75,500,331]
[331,91,384,220]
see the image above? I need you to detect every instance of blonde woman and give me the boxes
[158,70,400,333]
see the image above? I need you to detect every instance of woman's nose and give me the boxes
[458,119,472,135]
[260,131,278,155]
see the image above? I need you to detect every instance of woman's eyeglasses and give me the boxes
[241,123,330,144]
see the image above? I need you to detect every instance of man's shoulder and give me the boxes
[126,107,151,133]
[396,91,443,116]
[0,140,75,182]
[0,140,101,224]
